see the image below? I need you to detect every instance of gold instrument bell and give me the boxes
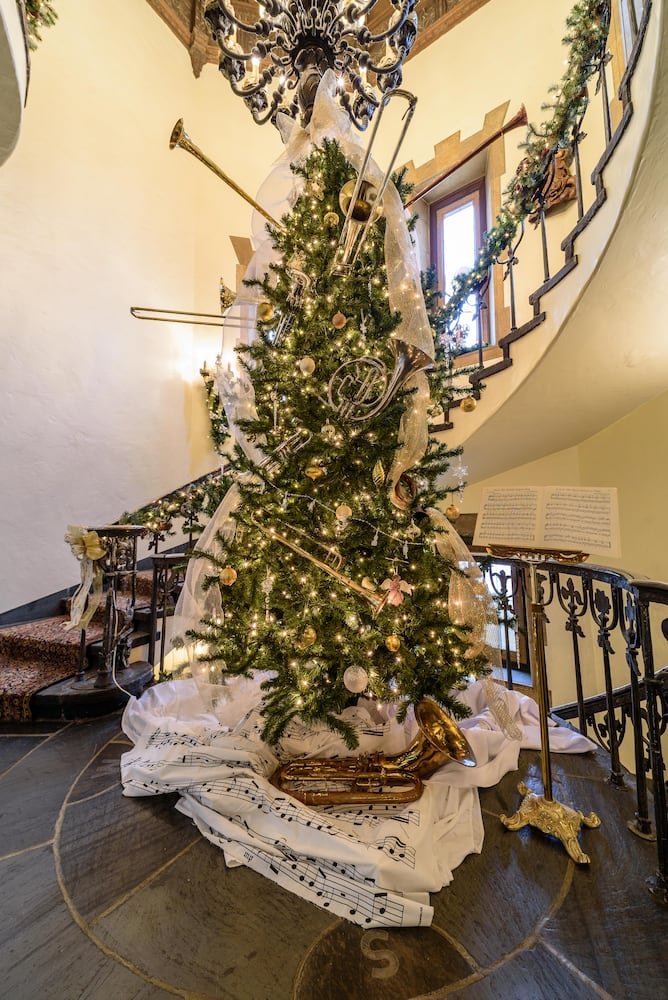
[270,698,476,806]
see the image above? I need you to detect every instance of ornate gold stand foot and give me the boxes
[500,781,601,864]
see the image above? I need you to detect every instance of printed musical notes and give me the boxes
[473,486,621,557]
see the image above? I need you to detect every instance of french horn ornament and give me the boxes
[270,698,476,806]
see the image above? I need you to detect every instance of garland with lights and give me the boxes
[439,0,611,335]
[23,0,58,50]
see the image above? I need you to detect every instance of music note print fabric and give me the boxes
[120,675,593,928]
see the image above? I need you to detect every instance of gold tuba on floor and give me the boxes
[270,698,476,806]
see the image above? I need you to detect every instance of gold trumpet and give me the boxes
[169,118,284,232]
[271,698,476,806]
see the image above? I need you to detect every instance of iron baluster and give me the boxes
[487,563,519,689]
[497,221,525,334]
[588,579,624,785]
[554,572,590,737]
[618,586,654,839]
[634,585,668,902]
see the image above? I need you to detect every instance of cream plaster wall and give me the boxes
[0,0,283,613]
[0,0,660,616]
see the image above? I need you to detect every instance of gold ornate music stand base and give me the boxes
[500,781,601,864]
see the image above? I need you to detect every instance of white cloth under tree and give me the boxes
[121,676,595,929]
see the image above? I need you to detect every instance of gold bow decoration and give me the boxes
[63,525,107,631]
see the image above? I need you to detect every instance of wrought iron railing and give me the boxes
[479,552,668,904]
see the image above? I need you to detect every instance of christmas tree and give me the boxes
[187,117,494,749]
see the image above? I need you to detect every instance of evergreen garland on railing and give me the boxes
[23,0,58,50]
[439,0,611,333]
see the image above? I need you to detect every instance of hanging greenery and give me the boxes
[439,0,611,333]
[23,1,58,50]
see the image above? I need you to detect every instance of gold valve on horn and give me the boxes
[169,118,284,232]
[270,698,476,806]
[332,89,417,275]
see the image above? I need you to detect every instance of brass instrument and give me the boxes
[169,118,285,232]
[271,698,476,805]
[332,89,417,275]
[327,337,433,422]
[250,513,391,618]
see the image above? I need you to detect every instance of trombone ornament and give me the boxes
[270,698,476,806]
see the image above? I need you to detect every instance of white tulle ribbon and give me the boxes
[428,508,522,741]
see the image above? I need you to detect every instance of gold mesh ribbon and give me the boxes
[63,526,106,631]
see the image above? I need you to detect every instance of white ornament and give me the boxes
[343,665,368,693]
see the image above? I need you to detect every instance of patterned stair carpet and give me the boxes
[0,616,105,723]
[0,572,155,723]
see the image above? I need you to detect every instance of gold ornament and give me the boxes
[297,625,317,649]
[323,210,339,228]
[446,504,461,522]
[372,460,386,487]
[332,311,347,329]
[385,634,401,652]
[305,465,325,481]
[258,301,274,322]
[298,356,316,376]
[339,179,382,224]
[219,566,238,586]
[335,503,353,523]
[460,396,477,412]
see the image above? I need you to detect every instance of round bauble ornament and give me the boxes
[385,635,401,652]
[321,423,336,440]
[445,504,461,522]
[219,566,238,586]
[339,179,383,224]
[305,464,325,481]
[343,665,369,693]
[335,503,353,523]
[460,396,477,413]
[331,311,347,330]
[257,301,274,322]
[323,210,339,228]
[298,356,316,376]
[298,625,317,649]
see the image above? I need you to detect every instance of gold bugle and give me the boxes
[169,118,285,232]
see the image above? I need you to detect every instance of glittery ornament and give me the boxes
[305,465,325,481]
[385,635,401,652]
[446,504,461,522]
[298,356,316,376]
[257,301,274,322]
[343,665,368,693]
[323,211,339,228]
[219,566,238,586]
[335,503,352,523]
[298,625,317,649]
[332,312,347,329]
[321,423,336,440]
[460,396,477,412]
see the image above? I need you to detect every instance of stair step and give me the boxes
[0,654,85,722]
[0,616,105,666]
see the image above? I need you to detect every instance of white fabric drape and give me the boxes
[121,676,595,928]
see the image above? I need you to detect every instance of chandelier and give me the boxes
[204,1,419,129]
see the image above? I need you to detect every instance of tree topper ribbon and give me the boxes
[63,526,106,631]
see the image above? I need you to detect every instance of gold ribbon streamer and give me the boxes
[63,526,107,632]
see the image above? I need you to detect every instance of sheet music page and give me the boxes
[473,487,542,548]
[542,486,620,557]
[473,485,620,557]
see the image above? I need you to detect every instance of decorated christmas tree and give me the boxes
[179,83,497,750]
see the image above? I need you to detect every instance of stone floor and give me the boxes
[1,711,666,1000]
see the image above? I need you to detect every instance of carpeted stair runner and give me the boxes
[0,571,155,723]
[0,616,105,722]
